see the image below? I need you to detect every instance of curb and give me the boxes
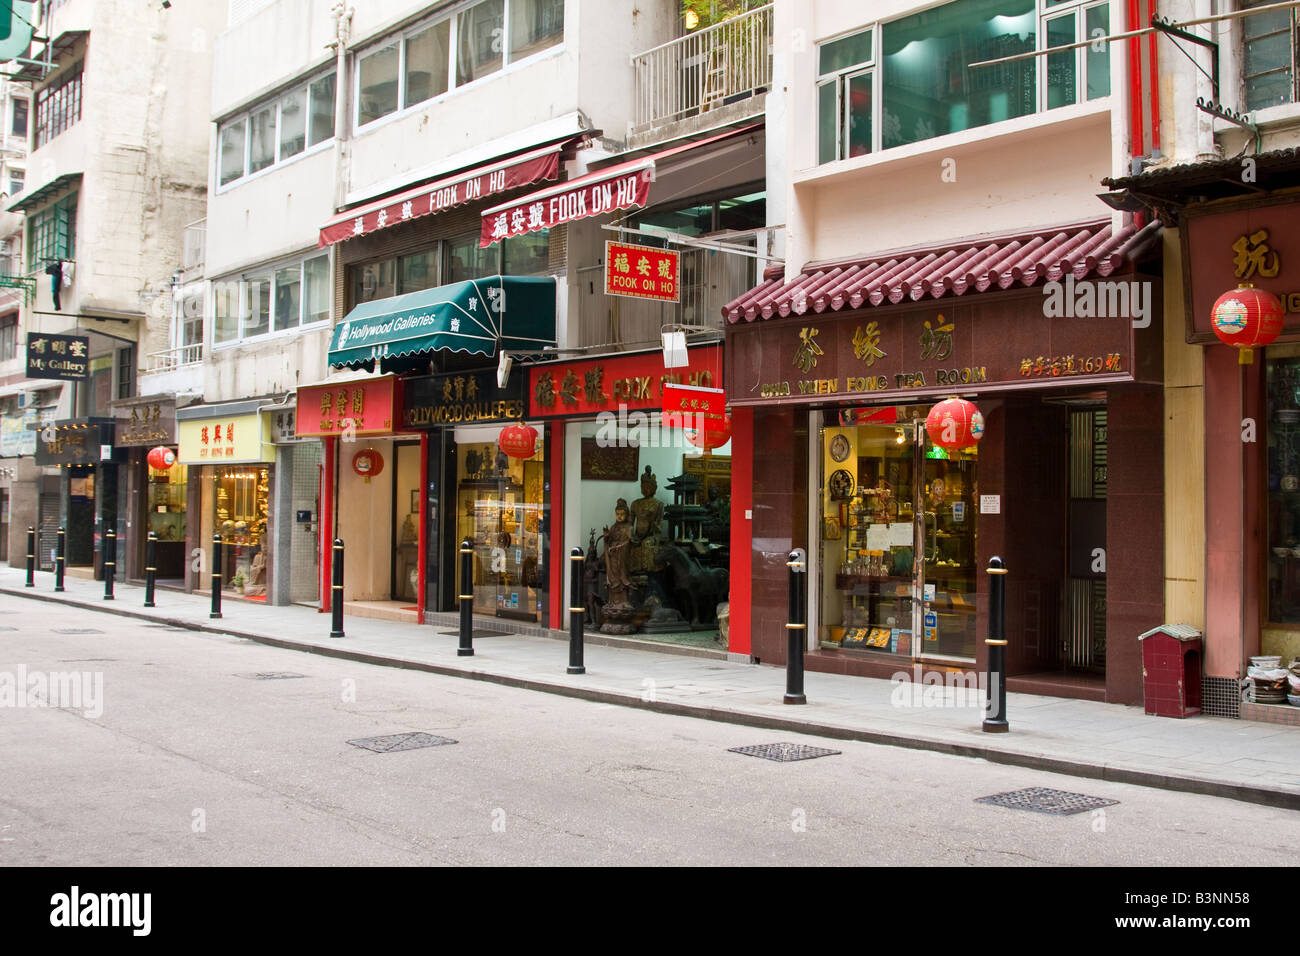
[5,583,1299,812]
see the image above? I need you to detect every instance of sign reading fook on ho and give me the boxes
[1041,275,1153,328]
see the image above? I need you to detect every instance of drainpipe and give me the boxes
[330,2,353,213]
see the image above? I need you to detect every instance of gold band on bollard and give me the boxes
[785,623,807,629]
[568,606,585,613]
[458,593,473,600]
[570,554,584,561]
[986,567,1008,574]
[985,638,1008,645]
[331,585,343,590]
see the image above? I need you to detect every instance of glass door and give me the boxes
[915,419,978,661]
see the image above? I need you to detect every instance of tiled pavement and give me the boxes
[3,566,1298,809]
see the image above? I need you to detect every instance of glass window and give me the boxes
[717,191,766,232]
[1046,14,1077,109]
[8,169,23,196]
[309,73,336,146]
[11,98,27,138]
[278,88,306,159]
[0,316,16,360]
[817,29,873,162]
[510,0,564,60]
[147,462,188,544]
[29,193,76,264]
[502,229,549,275]
[446,232,498,282]
[1244,0,1297,111]
[350,259,397,308]
[248,106,275,173]
[359,43,400,125]
[34,64,82,147]
[219,120,246,185]
[405,20,451,106]
[1085,4,1110,100]
[273,264,301,331]
[398,248,439,293]
[244,275,270,338]
[303,255,329,324]
[881,0,1035,150]
[457,0,505,86]
[213,281,240,344]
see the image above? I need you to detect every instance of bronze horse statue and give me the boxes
[653,542,728,627]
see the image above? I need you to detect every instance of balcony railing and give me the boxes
[145,343,202,372]
[630,3,772,136]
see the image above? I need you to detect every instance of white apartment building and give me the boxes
[180,0,769,628]
[0,75,31,567]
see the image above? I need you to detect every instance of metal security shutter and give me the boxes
[37,491,59,571]
[228,0,275,26]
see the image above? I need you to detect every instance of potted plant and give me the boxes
[230,570,246,594]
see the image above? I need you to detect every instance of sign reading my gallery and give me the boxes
[26,333,89,381]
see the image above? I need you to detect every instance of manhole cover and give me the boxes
[976,787,1119,815]
[437,629,510,638]
[347,732,458,753]
[52,628,104,635]
[239,672,307,680]
[728,743,841,762]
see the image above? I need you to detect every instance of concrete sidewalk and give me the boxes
[3,566,1298,810]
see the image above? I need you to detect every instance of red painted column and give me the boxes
[417,431,429,622]
[548,421,564,632]
[320,436,336,613]
[729,406,753,655]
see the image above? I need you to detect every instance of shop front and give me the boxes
[725,221,1165,702]
[400,368,547,624]
[33,418,121,574]
[176,402,274,600]
[295,375,417,615]
[111,395,185,582]
[527,343,730,649]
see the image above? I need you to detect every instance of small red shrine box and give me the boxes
[1138,625,1203,718]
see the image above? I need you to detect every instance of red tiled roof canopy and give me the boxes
[724,220,1161,324]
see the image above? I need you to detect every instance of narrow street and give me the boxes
[2,597,1296,867]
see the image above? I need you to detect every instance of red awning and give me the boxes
[480,124,762,248]
[722,219,1162,323]
[318,142,566,248]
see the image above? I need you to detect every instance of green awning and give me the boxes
[328,275,556,369]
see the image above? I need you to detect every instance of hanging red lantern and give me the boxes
[499,422,539,458]
[686,416,731,449]
[1211,283,1283,364]
[925,397,984,450]
[146,445,176,470]
[352,448,384,479]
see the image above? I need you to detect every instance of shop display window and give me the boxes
[818,406,977,660]
[213,467,270,595]
[147,463,187,542]
[454,435,546,622]
[1267,358,1300,622]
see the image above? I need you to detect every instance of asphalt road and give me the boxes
[2,596,1298,866]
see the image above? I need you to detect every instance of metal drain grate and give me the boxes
[52,628,105,635]
[347,732,458,753]
[239,672,306,680]
[976,787,1118,815]
[728,743,841,762]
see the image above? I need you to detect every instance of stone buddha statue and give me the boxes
[628,466,666,573]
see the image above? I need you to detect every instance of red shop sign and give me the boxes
[605,241,679,303]
[296,377,401,437]
[527,344,723,419]
[480,162,653,248]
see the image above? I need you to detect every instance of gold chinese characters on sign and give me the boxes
[1233,229,1280,281]
[793,327,823,373]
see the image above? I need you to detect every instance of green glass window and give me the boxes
[881,0,1035,150]
[818,29,874,162]
[1085,4,1111,100]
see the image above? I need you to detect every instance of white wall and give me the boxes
[204,326,333,403]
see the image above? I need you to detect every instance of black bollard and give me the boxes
[102,529,116,601]
[784,547,808,705]
[55,527,65,592]
[567,546,586,675]
[982,556,1009,733]
[457,538,474,657]
[209,533,223,619]
[25,526,34,587]
[329,538,345,638]
[144,531,157,608]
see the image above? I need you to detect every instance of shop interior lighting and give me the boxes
[895,427,906,444]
